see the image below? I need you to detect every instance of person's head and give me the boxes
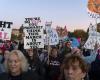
[27,48,37,57]
[4,50,10,60]
[4,50,29,76]
[50,47,58,57]
[26,48,39,62]
[62,54,88,80]
[59,42,63,48]
[65,41,71,48]
[26,48,34,57]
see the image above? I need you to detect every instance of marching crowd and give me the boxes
[0,39,100,80]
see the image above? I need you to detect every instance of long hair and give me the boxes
[26,48,39,63]
[4,50,29,73]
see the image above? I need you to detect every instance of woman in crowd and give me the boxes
[3,50,10,60]
[0,50,39,80]
[59,41,72,62]
[26,48,45,80]
[45,46,62,80]
[59,54,89,80]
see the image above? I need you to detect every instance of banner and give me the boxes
[0,21,13,40]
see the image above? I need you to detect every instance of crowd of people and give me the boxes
[0,39,100,80]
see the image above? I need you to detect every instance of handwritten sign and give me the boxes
[0,21,13,40]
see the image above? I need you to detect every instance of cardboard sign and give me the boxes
[24,25,44,49]
[45,27,59,45]
[0,21,13,40]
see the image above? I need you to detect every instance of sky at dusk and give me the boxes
[0,0,97,31]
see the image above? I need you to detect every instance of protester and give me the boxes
[38,48,48,64]
[3,50,10,60]
[4,41,14,51]
[0,48,5,73]
[25,48,45,80]
[0,50,39,80]
[45,46,62,80]
[60,41,72,62]
[59,54,89,80]
[18,39,26,53]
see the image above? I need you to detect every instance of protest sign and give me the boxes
[24,18,44,49]
[45,27,59,45]
[84,24,100,49]
[0,21,13,40]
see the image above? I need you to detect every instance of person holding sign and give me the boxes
[0,50,39,80]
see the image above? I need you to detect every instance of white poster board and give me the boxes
[24,25,44,49]
[45,27,59,45]
[0,21,13,40]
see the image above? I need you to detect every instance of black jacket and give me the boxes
[45,55,61,80]
[89,53,100,80]
[27,57,45,80]
[0,71,39,80]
